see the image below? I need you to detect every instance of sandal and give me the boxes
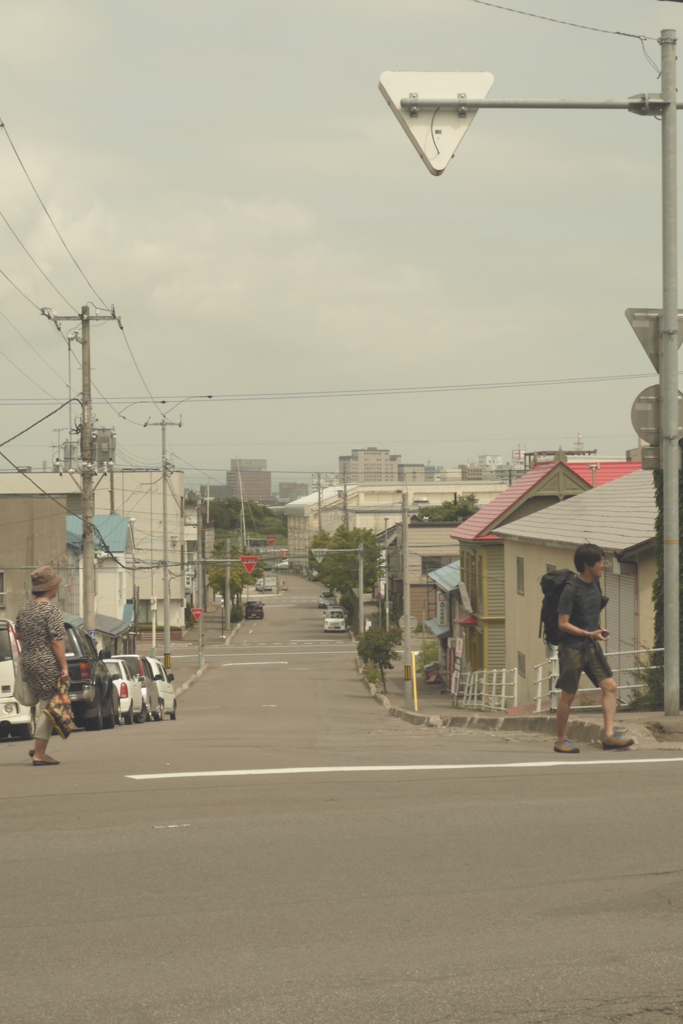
[554,739,580,754]
[32,758,60,766]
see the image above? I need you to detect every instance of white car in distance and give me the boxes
[145,657,177,720]
[103,658,143,726]
[324,608,347,634]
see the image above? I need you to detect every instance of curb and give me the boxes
[224,619,244,646]
[175,662,209,696]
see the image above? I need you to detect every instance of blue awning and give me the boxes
[425,617,450,639]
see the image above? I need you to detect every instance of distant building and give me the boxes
[279,481,309,502]
[338,447,401,483]
[398,464,425,483]
[225,459,272,501]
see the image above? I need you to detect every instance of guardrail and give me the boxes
[454,667,518,711]
[533,647,662,713]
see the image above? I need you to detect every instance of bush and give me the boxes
[363,661,382,687]
[230,604,244,623]
[416,640,439,673]
[357,626,401,693]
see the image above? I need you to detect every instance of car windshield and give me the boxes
[329,610,344,618]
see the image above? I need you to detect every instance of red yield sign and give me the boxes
[191,608,204,621]
[266,536,276,546]
[240,555,259,575]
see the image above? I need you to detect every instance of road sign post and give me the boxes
[381,29,682,714]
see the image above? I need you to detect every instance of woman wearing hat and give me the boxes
[14,566,69,766]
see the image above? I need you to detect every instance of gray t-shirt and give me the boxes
[557,579,602,649]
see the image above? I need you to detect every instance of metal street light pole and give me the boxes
[129,518,137,654]
[660,29,680,716]
[384,515,390,631]
[358,537,364,634]
[381,31,681,714]
[402,489,413,709]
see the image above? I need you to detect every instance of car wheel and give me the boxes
[153,700,164,722]
[170,700,177,721]
[102,689,118,730]
[123,702,134,725]
[135,702,150,724]
[84,698,103,731]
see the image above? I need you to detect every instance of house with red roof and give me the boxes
[450,454,640,673]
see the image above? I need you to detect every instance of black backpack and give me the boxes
[539,569,579,646]
[538,569,609,645]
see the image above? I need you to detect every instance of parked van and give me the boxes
[0,619,35,740]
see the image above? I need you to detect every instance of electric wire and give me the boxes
[0,341,57,398]
[465,0,655,40]
[0,306,69,387]
[0,208,78,312]
[0,398,74,449]
[118,325,162,415]
[0,265,41,309]
[0,118,109,308]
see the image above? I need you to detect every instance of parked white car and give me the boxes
[103,658,143,726]
[117,654,155,722]
[145,657,177,720]
[324,608,347,633]
[0,619,35,740]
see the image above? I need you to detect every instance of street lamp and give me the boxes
[380,33,682,715]
[129,517,137,654]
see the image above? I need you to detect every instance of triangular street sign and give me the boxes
[310,548,328,562]
[379,71,494,176]
[625,308,683,372]
[240,554,259,575]
[266,536,276,546]
[191,608,203,621]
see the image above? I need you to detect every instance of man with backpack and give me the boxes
[542,543,634,754]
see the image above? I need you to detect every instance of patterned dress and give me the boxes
[15,601,65,701]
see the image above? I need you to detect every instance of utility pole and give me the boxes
[402,489,413,709]
[147,414,181,670]
[317,472,322,534]
[343,464,349,530]
[80,307,95,633]
[384,516,390,631]
[41,303,119,635]
[661,29,680,716]
[358,536,364,634]
[197,503,204,668]
[130,518,137,654]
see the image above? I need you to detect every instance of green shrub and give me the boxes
[230,604,244,623]
[416,640,439,673]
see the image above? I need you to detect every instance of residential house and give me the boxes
[493,470,656,707]
[0,493,68,621]
[450,456,641,674]
[385,519,460,623]
[66,514,132,622]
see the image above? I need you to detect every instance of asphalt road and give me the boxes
[2,575,683,1024]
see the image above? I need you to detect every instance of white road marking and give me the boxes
[261,704,277,707]
[127,757,683,781]
[222,661,288,667]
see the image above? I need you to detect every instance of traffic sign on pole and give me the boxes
[378,71,494,176]
[191,608,204,621]
[310,548,328,562]
[266,536,276,546]
[625,308,683,372]
[240,554,259,575]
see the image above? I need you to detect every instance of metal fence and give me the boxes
[454,667,519,711]
[533,646,663,713]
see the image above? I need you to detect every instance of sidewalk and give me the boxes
[365,656,683,749]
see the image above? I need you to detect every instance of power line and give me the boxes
[0,306,69,387]
[0,208,78,312]
[0,340,58,398]
[0,265,41,310]
[118,324,162,415]
[465,0,655,41]
[0,398,74,449]
[0,118,109,307]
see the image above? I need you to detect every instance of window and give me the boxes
[518,651,526,678]
[516,557,524,596]
[422,556,444,575]
[0,570,5,608]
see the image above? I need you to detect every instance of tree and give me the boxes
[357,626,402,693]
[310,525,381,628]
[416,494,479,523]
[205,539,263,607]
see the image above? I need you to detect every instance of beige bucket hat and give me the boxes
[30,565,62,594]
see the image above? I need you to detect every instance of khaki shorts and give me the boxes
[556,642,613,695]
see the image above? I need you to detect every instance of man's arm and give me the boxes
[558,614,607,641]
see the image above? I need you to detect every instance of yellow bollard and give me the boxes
[411,650,418,712]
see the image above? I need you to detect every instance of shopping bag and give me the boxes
[44,680,75,740]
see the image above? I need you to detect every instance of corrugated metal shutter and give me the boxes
[486,621,506,669]
[604,569,637,697]
[486,546,506,616]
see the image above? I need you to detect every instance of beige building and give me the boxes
[226,459,272,502]
[0,494,68,621]
[285,480,508,568]
[386,520,460,623]
[338,448,401,483]
[494,471,656,708]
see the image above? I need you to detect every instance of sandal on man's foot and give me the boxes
[554,739,580,754]
[602,734,634,751]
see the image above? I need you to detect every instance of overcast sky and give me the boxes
[0,0,680,488]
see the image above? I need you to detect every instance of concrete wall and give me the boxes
[0,496,67,622]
